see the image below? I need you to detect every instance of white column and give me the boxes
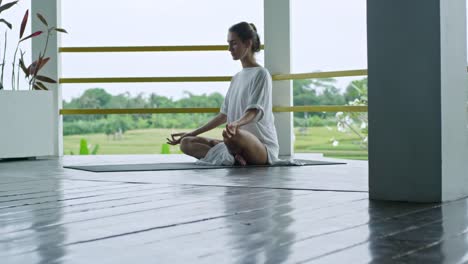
[367,0,468,202]
[440,0,468,201]
[31,0,62,156]
[264,0,293,157]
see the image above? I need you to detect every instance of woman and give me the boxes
[167,22,279,166]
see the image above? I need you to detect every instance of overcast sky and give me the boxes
[6,0,368,101]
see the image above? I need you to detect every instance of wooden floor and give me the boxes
[1,154,467,264]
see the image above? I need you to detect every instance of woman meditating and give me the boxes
[167,22,279,166]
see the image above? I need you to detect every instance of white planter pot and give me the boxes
[0,90,55,159]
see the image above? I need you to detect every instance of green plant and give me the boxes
[161,143,170,154]
[333,79,368,149]
[79,138,99,155]
[0,1,67,90]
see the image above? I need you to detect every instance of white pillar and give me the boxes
[367,0,468,202]
[32,0,62,156]
[264,0,293,157]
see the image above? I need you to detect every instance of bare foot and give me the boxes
[234,154,247,166]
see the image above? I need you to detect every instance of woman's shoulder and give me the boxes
[245,66,271,78]
[234,66,271,82]
[253,67,272,82]
[256,66,271,76]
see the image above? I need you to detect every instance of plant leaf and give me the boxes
[30,56,50,76]
[36,13,48,26]
[30,56,43,77]
[35,57,50,74]
[19,58,28,77]
[19,9,28,38]
[54,28,68,34]
[27,61,36,75]
[35,75,57,83]
[79,139,89,155]
[0,1,18,14]
[27,58,39,75]
[20,30,43,42]
[91,144,99,155]
[35,81,48,90]
[0,19,11,29]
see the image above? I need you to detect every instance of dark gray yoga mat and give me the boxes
[64,159,345,172]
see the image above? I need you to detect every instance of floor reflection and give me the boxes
[439,200,468,263]
[367,199,468,263]
[222,168,295,264]
[33,180,67,264]
[1,167,66,264]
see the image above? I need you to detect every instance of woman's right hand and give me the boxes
[166,132,193,145]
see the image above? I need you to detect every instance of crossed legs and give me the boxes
[179,130,268,166]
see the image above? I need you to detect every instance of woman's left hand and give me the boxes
[225,122,240,138]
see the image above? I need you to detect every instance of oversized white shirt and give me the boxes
[220,66,279,163]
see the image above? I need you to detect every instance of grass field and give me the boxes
[63,127,368,160]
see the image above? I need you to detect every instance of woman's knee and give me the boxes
[223,131,245,154]
[224,130,267,164]
[180,136,195,154]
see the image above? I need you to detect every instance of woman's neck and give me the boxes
[240,56,260,68]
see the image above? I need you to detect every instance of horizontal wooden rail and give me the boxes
[59,76,232,84]
[273,105,368,113]
[60,108,219,115]
[59,45,264,53]
[59,70,371,84]
[272,69,368,80]
[59,105,368,115]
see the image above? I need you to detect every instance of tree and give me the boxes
[293,77,341,118]
[318,86,345,106]
[148,93,174,108]
[80,88,112,108]
[344,78,368,103]
[334,77,368,149]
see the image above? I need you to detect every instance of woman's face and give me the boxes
[227,31,251,60]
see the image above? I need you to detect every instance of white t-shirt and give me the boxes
[220,66,279,163]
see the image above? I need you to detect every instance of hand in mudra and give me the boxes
[223,122,240,139]
[166,132,192,145]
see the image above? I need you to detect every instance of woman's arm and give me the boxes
[225,109,258,136]
[167,113,227,145]
[191,113,227,136]
[232,109,258,127]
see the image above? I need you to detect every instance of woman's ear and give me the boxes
[246,39,253,50]
[249,39,253,49]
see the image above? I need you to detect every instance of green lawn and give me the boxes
[64,127,368,160]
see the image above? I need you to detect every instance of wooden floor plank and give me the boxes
[0,182,146,203]
[0,184,197,220]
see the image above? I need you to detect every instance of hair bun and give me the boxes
[249,23,257,32]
